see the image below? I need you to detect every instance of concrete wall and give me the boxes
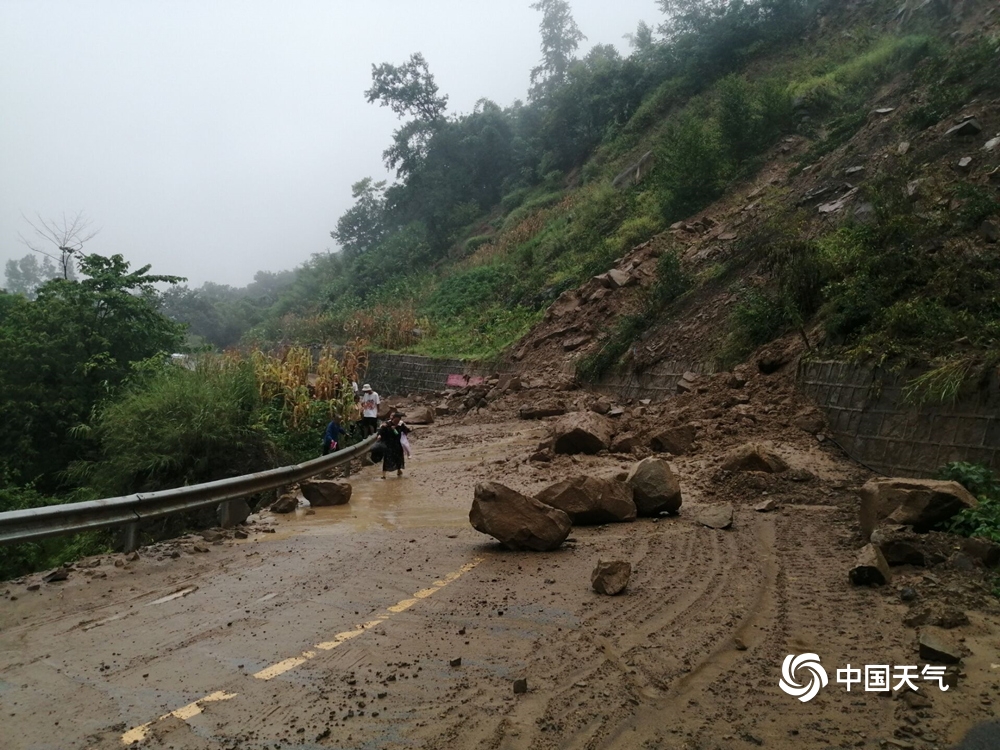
[798,360,1000,477]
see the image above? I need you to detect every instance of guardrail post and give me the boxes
[219,498,251,529]
[122,523,139,553]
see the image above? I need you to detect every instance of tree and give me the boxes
[365,52,448,122]
[18,211,98,280]
[332,178,388,256]
[365,53,449,176]
[529,0,586,100]
[3,254,59,299]
[0,253,185,489]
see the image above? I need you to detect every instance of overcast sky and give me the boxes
[1,1,657,288]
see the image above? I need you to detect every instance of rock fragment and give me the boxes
[300,480,352,507]
[697,504,734,530]
[849,544,891,586]
[469,482,571,551]
[591,560,631,595]
[626,457,682,516]
[535,476,636,524]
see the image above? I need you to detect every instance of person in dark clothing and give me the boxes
[322,419,346,455]
[376,412,410,479]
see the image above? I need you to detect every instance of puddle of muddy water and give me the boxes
[276,455,471,537]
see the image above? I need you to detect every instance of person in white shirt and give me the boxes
[360,383,380,436]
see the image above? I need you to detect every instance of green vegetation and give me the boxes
[5,1,1000,577]
[937,463,1000,544]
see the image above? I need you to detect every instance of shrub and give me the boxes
[73,359,279,497]
[0,483,110,580]
[936,462,1000,544]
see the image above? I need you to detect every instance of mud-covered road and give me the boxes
[2,417,998,750]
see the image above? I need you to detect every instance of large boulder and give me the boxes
[519,398,567,420]
[721,442,789,473]
[407,405,434,425]
[300,480,352,507]
[626,458,682,516]
[859,478,977,539]
[649,424,696,455]
[470,482,572,551]
[535,476,637,525]
[550,412,614,454]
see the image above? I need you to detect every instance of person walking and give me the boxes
[360,383,380,437]
[376,412,410,479]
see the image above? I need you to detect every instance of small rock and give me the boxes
[899,587,917,602]
[125,551,140,562]
[513,678,528,694]
[697,504,734,530]
[957,156,973,171]
[734,638,748,651]
[42,569,70,583]
[449,657,462,667]
[985,136,1000,152]
[873,107,895,115]
[271,494,298,514]
[300,480,352,507]
[917,631,962,664]
[849,544,891,586]
[200,530,224,543]
[234,530,248,540]
[897,141,911,155]
[26,583,40,591]
[754,498,779,513]
[721,443,789,474]
[901,690,933,709]
[946,118,982,137]
[591,560,631,596]
[982,219,1000,244]
[193,545,210,553]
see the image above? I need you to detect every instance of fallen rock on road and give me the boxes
[591,560,631,595]
[859,478,977,539]
[300,479,353,507]
[470,482,571,551]
[626,457,682,516]
[550,412,614,454]
[535,475,636,525]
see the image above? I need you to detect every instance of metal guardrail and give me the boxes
[0,434,377,548]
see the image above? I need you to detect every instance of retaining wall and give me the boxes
[361,351,1000,479]
[798,360,1000,477]
[361,352,490,395]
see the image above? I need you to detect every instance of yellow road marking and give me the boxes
[120,691,237,744]
[121,558,481,744]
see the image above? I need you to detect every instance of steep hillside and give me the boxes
[505,0,1000,394]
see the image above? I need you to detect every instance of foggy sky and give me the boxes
[1,1,656,288]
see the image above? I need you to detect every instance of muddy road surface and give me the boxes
[2,417,998,750]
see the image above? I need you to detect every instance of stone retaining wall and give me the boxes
[361,352,490,396]
[798,360,1000,477]
[360,351,1000,479]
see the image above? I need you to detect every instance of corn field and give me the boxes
[245,339,368,429]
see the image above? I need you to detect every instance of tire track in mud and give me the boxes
[414,511,777,750]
